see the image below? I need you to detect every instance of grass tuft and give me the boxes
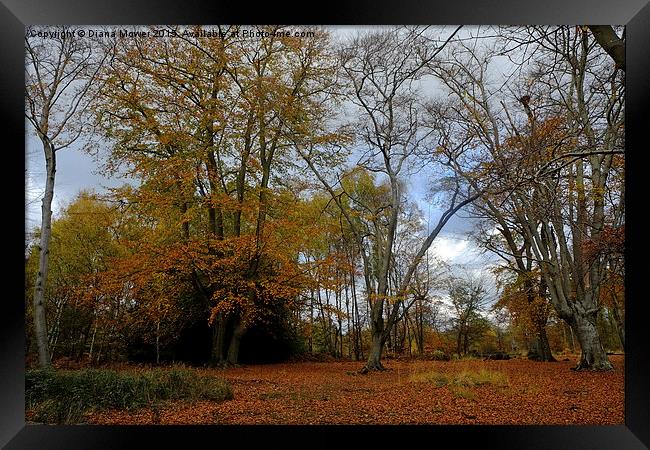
[410,371,450,387]
[410,368,509,388]
[452,387,476,400]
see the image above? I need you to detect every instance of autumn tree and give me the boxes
[446,274,490,356]
[493,269,555,360]
[94,26,343,365]
[499,27,623,370]
[415,32,554,362]
[216,27,343,364]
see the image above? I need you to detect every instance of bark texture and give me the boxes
[32,140,55,368]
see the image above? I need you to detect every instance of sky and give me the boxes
[25,25,504,301]
[25,130,128,232]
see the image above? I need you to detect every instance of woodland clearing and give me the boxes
[80,355,624,425]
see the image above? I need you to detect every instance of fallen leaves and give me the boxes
[83,355,624,425]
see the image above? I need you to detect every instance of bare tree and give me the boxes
[485,26,624,370]
[25,26,106,367]
[427,27,624,369]
[587,26,625,71]
[297,27,480,372]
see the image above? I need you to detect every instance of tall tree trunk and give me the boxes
[571,314,613,370]
[610,296,625,349]
[363,333,385,372]
[537,326,554,361]
[527,324,555,362]
[349,268,362,360]
[88,318,97,362]
[204,149,225,240]
[47,296,66,362]
[155,320,160,365]
[210,314,227,365]
[566,322,576,353]
[226,319,247,365]
[361,297,388,372]
[418,305,425,355]
[32,140,55,368]
[463,332,469,355]
[344,279,352,359]
[309,288,314,354]
[337,288,343,358]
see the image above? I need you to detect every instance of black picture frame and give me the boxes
[2,0,649,448]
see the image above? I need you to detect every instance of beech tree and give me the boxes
[420,36,557,362]
[95,26,343,365]
[25,27,107,367]
[423,27,624,369]
[297,27,480,372]
[503,27,623,370]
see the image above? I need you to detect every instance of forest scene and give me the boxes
[25,25,625,425]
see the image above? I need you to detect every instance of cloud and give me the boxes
[429,235,469,262]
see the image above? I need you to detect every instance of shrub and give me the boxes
[26,367,232,424]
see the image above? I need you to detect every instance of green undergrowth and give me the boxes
[26,366,233,424]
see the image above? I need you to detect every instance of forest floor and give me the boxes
[85,355,624,425]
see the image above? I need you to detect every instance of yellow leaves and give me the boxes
[496,271,552,331]
[501,115,576,171]
[85,28,356,340]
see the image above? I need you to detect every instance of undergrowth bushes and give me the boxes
[26,366,232,424]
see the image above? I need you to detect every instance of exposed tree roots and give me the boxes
[358,363,386,374]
